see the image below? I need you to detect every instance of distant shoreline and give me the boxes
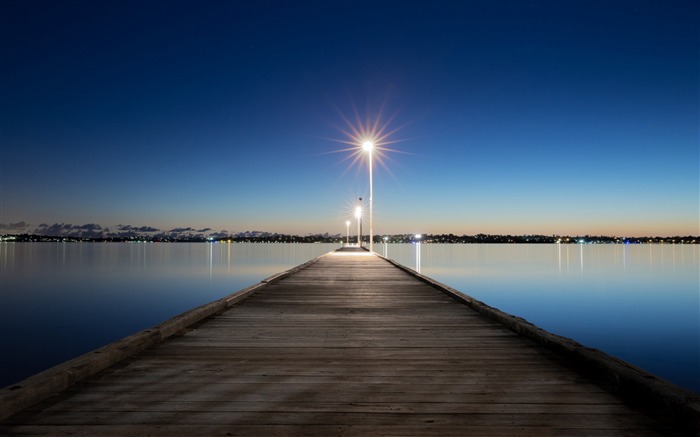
[1,233,697,244]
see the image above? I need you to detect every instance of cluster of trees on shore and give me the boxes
[1,233,697,244]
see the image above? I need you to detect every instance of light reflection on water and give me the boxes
[386,243,700,394]
[0,242,338,387]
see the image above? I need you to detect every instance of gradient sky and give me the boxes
[1,0,698,237]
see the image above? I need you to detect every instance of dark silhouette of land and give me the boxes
[1,232,696,244]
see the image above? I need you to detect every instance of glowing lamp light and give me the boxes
[345,220,351,245]
[355,206,362,246]
[362,140,374,151]
[415,234,422,272]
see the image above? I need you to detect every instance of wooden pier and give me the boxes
[1,248,697,435]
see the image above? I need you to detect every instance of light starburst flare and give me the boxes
[331,109,404,177]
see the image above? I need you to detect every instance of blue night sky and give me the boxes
[1,1,698,237]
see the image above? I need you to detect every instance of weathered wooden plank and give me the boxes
[129,346,578,363]
[0,424,666,437]
[48,387,622,406]
[67,380,609,394]
[68,370,601,387]
[23,401,642,415]
[2,410,671,430]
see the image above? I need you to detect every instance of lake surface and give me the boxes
[384,242,699,393]
[0,242,338,387]
[1,242,698,394]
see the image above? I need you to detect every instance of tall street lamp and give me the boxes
[355,206,362,246]
[362,140,374,252]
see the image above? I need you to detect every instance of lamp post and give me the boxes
[362,140,374,252]
[345,220,350,245]
[355,206,362,246]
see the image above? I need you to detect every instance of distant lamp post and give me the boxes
[362,140,374,253]
[345,220,350,245]
[383,236,388,257]
[415,234,422,273]
[355,206,362,246]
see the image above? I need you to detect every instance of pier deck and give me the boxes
[1,249,694,435]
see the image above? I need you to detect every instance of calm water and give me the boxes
[1,242,698,394]
[0,242,338,387]
[384,242,699,393]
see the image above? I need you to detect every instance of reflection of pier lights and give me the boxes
[557,239,562,276]
[415,234,422,273]
[358,197,363,246]
[355,206,362,246]
[362,141,374,253]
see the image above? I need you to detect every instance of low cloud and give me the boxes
[31,223,105,238]
[118,225,160,233]
[36,223,104,237]
[209,230,231,239]
[168,227,195,233]
[19,222,225,239]
[0,221,30,232]
[78,223,102,231]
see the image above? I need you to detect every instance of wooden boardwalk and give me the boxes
[1,248,695,435]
